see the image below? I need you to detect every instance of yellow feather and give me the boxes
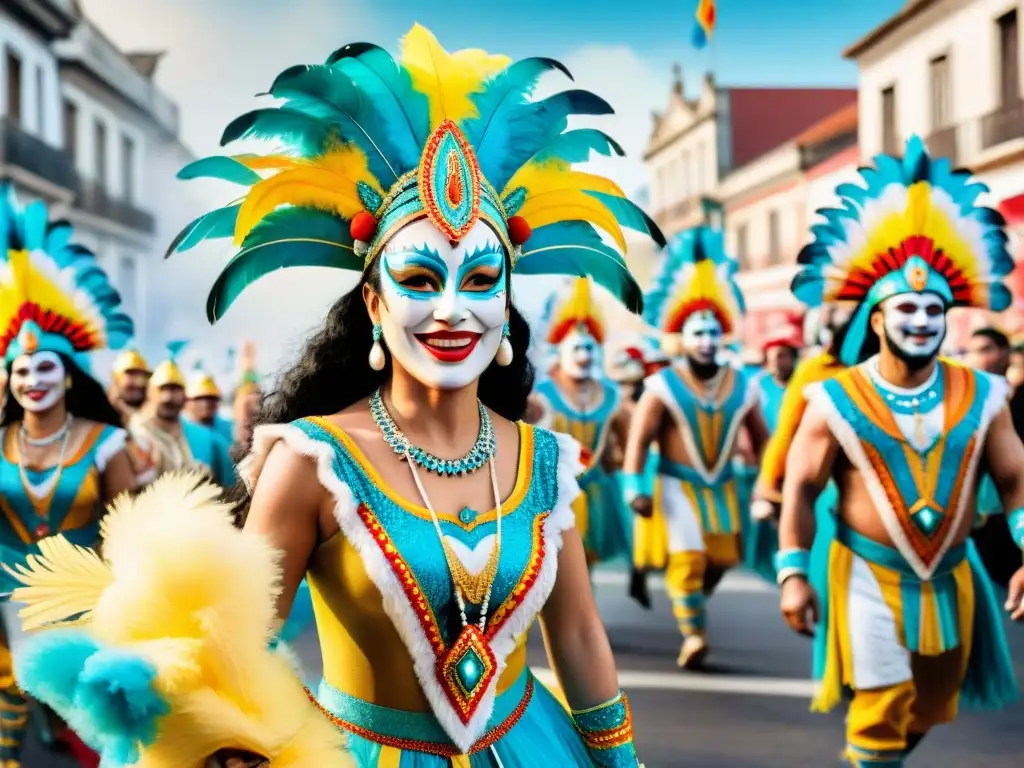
[233,154,302,171]
[507,162,626,200]
[519,198,627,252]
[400,23,510,129]
[550,278,606,342]
[5,535,112,631]
[0,250,99,346]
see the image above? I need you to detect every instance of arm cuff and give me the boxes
[774,548,810,586]
[1008,506,1024,549]
[572,691,638,766]
[620,473,645,504]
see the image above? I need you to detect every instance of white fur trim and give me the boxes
[94,427,127,473]
[645,370,756,485]
[244,422,579,753]
[807,369,1002,581]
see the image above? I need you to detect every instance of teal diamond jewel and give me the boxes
[912,506,943,536]
[456,648,484,693]
[458,507,476,525]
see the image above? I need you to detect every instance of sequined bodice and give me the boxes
[535,378,619,468]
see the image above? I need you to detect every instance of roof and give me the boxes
[796,100,859,147]
[727,89,857,168]
[843,0,940,60]
[126,52,165,79]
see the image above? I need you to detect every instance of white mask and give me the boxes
[681,311,723,365]
[558,327,599,381]
[377,219,507,390]
[881,292,946,362]
[9,351,67,413]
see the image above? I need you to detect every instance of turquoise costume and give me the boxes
[756,373,786,434]
[0,185,132,766]
[182,419,236,488]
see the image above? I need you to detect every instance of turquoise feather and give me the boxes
[177,156,261,186]
[531,128,624,164]
[327,42,427,167]
[165,204,241,257]
[585,191,666,247]
[166,340,188,360]
[269,64,405,184]
[220,107,331,156]
[516,221,642,312]
[207,207,360,321]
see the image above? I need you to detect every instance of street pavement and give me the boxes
[20,569,1024,767]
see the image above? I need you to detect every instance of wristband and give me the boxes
[1008,506,1024,549]
[774,548,810,586]
[572,691,638,767]
[620,473,645,504]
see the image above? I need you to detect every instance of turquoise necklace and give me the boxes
[369,388,495,476]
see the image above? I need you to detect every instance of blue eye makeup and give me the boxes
[383,245,449,298]
[456,245,506,299]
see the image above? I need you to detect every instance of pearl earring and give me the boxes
[496,322,513,367]
[369,323,386,371]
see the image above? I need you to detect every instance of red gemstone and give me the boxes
[446,153,463,207]
[34,523,49,538]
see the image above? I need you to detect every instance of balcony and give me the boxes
[6,0,80,40]
[925,125,959,166]
[980,100,1024,150]
[0,118,78,190]
[73,180,156,235]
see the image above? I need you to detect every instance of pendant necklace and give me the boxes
[370,388,495,476]
[17,415,73,531]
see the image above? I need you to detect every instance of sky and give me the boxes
[79,0,905,378]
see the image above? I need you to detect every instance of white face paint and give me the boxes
[377,219,507,390]
[9,351,66,413]
[681,311,723,365]
[558,327,599,381]
[881,292,946,362]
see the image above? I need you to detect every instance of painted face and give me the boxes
[9,351,66,413]
[681,311,723,365]
[377,219,507,390]
[881,292,946,364]
[558,327,599,381]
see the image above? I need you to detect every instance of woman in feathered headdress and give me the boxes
[777,136,1022,766]
[0,184,136,766]
[7,24,658,767]
[621,225,769,669]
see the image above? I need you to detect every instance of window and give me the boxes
[94,119,107,187]
[62,99,77,163]
[736,223,748,268]
[121,134,135,202]
[6,49,22,124]
[119,255,137,315]
[881,86,897,155]
[998,10,1019,106]
[768,209,780,265]
[35,65,44,132]
[930,55,951,128]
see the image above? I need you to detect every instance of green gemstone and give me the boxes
[912,507,942,536]
[456,649,484,692]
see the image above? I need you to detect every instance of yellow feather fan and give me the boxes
[7,473,352,767]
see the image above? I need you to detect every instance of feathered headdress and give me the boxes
[0,185,132,367]
[643,225,744,337]
[546,277,605,344]
[150,340,187,389]
[793,135,1014,366]
[167,23,664,322]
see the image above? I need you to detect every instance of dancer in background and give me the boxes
[7,24,663,766]
[185,362,235,444]
[0,187,135,767]
[778,137,1022,767]
[622,226,768,669]
[531,277,633,570]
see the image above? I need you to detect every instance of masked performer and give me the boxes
[622,226,769,668]
[129,348,235,488]
[531,277,633,569]
[7,24,665,767]
[0,186,136,767]
[778,137,1023,767]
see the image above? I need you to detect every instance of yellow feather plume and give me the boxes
[507,163,629,251]
[7,472,352,767]
[400,22,510,129]
[233,146,380,244]
[549,277,606,343]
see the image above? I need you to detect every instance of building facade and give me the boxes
[846,0,1024,346]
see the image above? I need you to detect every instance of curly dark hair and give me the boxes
[228,258,535,520]
[2,353,124,428]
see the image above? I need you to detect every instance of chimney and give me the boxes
[672,63,684,97]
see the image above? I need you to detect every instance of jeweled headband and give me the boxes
[166,24,665,322]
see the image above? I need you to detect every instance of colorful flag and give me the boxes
[692,0,716,49]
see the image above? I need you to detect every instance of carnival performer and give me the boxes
[7,24,664,767]
[531,277,633,570]
[777,136,1023,767]
[232,342,263,455]
[128,346,235,488]
[185,362,235,444]
[0,185,136,767]
[621,226,768,669]
[757,318,802,433]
